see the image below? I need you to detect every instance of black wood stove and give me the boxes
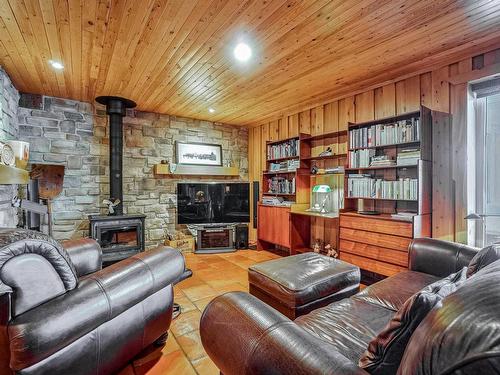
[89,96,146,265]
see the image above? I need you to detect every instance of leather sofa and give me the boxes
[0,229,185,375]
[201,238,500,374]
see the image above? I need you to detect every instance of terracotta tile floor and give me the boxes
[118,249,281,375]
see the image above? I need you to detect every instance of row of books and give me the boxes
[349,118,420,149]
[266,176,296,195]
[349,149,376,168]
[349,149,421,168]
[267,139,299,160]
[268,158,300,172]
[347,174,418,200]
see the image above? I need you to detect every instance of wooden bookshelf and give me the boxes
[340,106,436,277]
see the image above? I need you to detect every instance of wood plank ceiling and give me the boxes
[1,0,500,126]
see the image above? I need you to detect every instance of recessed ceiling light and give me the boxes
[233,42,252,62]
[48,60,64,70]
[208,107,215,113]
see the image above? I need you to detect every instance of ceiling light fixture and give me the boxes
[208,107,215,113]
[48,60,64,70]
[233,42,252,62]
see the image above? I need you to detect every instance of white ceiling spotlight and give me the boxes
[233,42,252,62]
[208,107,215,113]
[48,60,64,70]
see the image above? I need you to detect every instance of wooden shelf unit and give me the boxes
[258,130,347,256]
[340,106,434,277]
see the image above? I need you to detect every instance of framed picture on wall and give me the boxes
[175,141,223,166]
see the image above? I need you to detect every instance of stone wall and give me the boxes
[0,67,20,227]
[18,95,248,248]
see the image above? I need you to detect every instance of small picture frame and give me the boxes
[175,141,223,166]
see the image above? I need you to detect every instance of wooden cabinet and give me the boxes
[339,212,430,277]
[257,204,291,250]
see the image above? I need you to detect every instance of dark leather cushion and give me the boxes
[409,238,478,278]
[353,271,439,311]
[398,260,500,375]
[0,229,78,291]
[249,253,360,308]
[296,298,394,362]
[466,243,500,277]
[62,239,102,277]
[359,268,467,375]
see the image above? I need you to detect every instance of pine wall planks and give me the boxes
[248,47,500,243]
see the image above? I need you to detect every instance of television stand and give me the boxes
[194,224,236,254]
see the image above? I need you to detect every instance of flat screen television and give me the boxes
[177,182,250,224]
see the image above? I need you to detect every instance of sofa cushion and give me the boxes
[295,298,394,362]
[359,268,467,375]
[353,271,440,311]
[398,260,500,375]
[467,243,500,277]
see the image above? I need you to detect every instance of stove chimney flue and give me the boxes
[95,96,136,216]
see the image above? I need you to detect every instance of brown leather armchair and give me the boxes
[0,228,185,375]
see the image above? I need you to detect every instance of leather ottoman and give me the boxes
[248,253,360,319]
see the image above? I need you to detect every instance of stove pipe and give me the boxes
[95,96,136,216]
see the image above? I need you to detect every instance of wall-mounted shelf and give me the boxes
[0,164,29,184]
[154,164,239,176]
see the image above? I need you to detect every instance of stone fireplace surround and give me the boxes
[0,67,248,250]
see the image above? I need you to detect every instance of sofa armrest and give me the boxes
[61,238,102,277]
[200,292,368,375]
[409,238,479,277]
[7,246,184,371]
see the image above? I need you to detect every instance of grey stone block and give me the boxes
[60,120,76,133]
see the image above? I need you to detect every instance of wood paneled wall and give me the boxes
[248,47,500,243]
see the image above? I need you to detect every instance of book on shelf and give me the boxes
[396,149,421,166]
[266,176,295,195]
[268,158,299,172]
[369,155,396,167]
[349,149,375,168]
[267,138,299,160]
[349,117,420,149]
[347,174,418,200]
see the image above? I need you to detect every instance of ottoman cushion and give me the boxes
[248,253,360,309]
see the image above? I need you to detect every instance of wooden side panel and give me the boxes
[270,121,280,142]
[339,96,355,130]
[374,83,396,119]
[340,240,408,267]
[324,101,339,133]
[420,72,432,109]
[395,75,421,114]
[288,114,299,137]
[311,105,324,135]
[451,83,468,243]
[432,66,450,113]
[355,90,375,122]
[278,116,292,140]
[299,109,311,134]
[258,205,290,248]
[432,111,454,241]
[261,123,269,171]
